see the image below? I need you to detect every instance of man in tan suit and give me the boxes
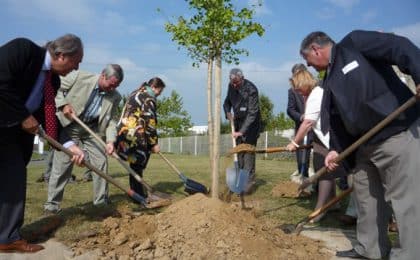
[44,64,123,214]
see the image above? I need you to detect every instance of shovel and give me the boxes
[299,96,418,192]
[280,187,353,235]
[228,144,312,155]
[38,126,148,207]
[226,120,249,195]
[71,114,171,202]
[158,152,209,195]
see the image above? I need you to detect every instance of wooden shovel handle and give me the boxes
[71,114,153,192]
[300,96,417,190]
[263,144,313,154]
[308,187,353,219]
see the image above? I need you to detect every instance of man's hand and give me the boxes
[68,144,85,166]
[62,104,76,120]
[105,142,114,155]
[232,131,243,138]
[416,84,420,100]
[324,150,339,172]
[21,115,39,135]
[151,144,160,153]
[226,112,233,121]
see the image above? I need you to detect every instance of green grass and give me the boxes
[24,153,360,243]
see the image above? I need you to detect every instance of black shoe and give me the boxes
[336,249,367,259]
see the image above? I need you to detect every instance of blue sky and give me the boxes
[2,0,419,125]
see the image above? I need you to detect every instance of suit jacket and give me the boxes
[323,30,420,154]
[55,70,122,143]
[223,78,261,144]
[287,88,305,132]
[0,38,67,140]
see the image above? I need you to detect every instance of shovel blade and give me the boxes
[184,178,209,194]
[226,167,249,194]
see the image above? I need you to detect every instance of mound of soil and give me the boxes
[71,194,330,259]
[271,181,310,198]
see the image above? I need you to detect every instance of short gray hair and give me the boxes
[300,31,334,56]
[102,64,124,82]
[46,33,83,58]
[291,63,307,74]
[229,68,244,80]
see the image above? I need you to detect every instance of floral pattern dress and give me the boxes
[115,85,158,168]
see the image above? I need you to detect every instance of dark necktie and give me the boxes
[44,71,58,139]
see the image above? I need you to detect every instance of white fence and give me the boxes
[159,130,295,160]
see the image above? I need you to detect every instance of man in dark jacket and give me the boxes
[0,35,84,253]
[223,68,261,194]
[300,30,420,259]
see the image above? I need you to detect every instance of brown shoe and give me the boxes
[0,239,44,253]
[338,214,357,225]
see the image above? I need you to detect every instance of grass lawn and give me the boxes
[23,153,359,243]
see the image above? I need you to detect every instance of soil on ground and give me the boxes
[271,180,311,198]
[71,193,331,259]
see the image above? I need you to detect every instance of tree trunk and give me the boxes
[211,55,222,198]
[207,59,215,194]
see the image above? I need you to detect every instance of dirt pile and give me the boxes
[71,194,330,259]
[272,180,307,198]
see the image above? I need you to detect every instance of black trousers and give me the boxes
[129,151,151,199]
[0,126,34,244]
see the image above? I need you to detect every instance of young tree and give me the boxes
[157,90,193,137]
[164,0,264,197]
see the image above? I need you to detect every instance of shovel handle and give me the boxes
[294,187,353,235]
[300,96,417,190]
[71,114,153,192]
[158,152,183,178]
[230,119,239,162]
[263,144,313,154]
[38,126,147,206]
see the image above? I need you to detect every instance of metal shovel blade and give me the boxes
[184,177,209,194]
[226,167,249,194]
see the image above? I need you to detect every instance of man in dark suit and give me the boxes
[287,63,313,178]
[223,68,261,194]
[0,34,85,253]
[300,30,420,259]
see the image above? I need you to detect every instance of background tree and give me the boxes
[157,90,193,137]
[164,0,264,197]
[271,112,295,130]
[259,93,274,132]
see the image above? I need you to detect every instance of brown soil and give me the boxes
[71,194,330,259]
[271,181,311,198]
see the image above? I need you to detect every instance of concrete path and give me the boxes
[301,226,360,260]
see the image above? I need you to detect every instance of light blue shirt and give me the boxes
[80,86,105,123]
[25,51,51,113]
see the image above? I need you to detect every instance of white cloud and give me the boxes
[361,10,377,24]
[4,0,94,26]
[315,7,336,20]
[325,0,360,10]
[392,22,420,47]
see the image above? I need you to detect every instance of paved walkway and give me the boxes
[301,226,359,260]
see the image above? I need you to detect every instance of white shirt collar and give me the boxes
[42,51,52,71]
